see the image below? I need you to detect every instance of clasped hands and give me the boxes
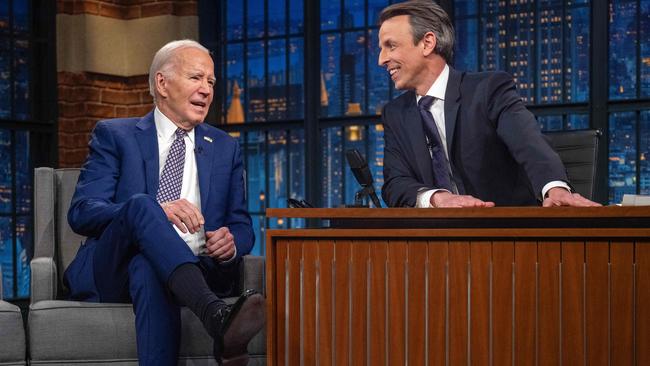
[160,199,235,261]
[430,187,601,208]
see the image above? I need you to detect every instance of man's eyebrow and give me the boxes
[186,69,205,75]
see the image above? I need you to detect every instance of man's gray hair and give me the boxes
[148,39,210,102]
[379,0,455,64]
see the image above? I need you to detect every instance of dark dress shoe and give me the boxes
[212,289,266,365]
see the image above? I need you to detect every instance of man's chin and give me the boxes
[189,113,208,125]
[178,117,205,129]
[392,81,406,90]
[191,119,205,127]
[391,78,409,90]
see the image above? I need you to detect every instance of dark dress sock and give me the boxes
[168,262,224,333]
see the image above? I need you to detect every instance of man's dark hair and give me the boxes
[379,0,455,64]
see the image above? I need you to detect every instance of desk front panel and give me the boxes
[266,230,649,366]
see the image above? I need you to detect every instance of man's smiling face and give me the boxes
[378,15,431,93]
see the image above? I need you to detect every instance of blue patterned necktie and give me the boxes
[418,96,453,191]
[156,128,187,203]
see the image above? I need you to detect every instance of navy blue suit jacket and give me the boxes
[65,111,254,299]
[382,68,568,207]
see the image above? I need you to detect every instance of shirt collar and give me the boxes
[416,63,450,104]
[154,107,195,144]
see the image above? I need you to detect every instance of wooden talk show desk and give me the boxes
[265,207,650,366]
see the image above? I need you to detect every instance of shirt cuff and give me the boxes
[416,189,450,208]
[541,181,572,199]
[220,245,238,264]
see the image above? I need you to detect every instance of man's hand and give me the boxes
[543,187,601,207]
[431,191,495,208]
[160,199,205,233]
[204,227,236,262]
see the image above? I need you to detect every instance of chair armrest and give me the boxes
[240,255,265,295]
[0,299,25,363]
[30,257,58,304]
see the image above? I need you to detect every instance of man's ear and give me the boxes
[155,72,168,99]
[421,32,437,57]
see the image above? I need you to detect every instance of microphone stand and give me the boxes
[346,187,381,208]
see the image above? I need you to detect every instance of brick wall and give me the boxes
[57,0,197,19]
[58,72,153,167]
[56,0,197,167]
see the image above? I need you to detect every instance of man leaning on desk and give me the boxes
[378,0,601,209]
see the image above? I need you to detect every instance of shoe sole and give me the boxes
[222,293,266,359]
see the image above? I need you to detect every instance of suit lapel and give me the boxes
[402,95,434,185]
[135,112,159,196]
[194,124,214,213]
[444,67,462,154]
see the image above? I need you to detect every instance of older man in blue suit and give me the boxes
[63,40,264,366]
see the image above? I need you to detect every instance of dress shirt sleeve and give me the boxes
[219,246,238,264]
[416,189,434,208]
[416,188,452,208]
[541,180,572,199]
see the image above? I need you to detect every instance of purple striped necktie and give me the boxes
[418,96,453,191]
[156,128,187,203]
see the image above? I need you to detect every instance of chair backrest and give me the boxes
[544,129,601,200]
[34,168,85,288]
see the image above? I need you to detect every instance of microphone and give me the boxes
[345,148,382,208]
[194,147,203,154]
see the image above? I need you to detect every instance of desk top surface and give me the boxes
[266,206,650,219]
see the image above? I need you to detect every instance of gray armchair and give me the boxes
[28,167,265,365]
[0,266,26,366]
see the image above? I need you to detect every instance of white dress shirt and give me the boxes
[415,65,570,208]
[154,108,205,255]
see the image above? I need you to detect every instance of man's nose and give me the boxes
[198,80,211,95]
[378,48,387,66]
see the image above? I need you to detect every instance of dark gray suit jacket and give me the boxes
[382,67,567,207]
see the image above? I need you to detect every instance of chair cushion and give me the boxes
[29,300,138,363]
[28,299,264,364]
[0,300,26,365]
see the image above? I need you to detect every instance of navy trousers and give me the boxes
[65,194,199,366]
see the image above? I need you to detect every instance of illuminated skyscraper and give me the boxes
[538,8,563,103]
[227,81,245,124]
[268,131,287,209]
[609,1,638,99]
[321,33,342,117]
[322,127,343,207]
[506,4,535,102]
[320,71,329,113]
[462,0,589,105]
[370,123,384,197]
[342,53,358,111]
